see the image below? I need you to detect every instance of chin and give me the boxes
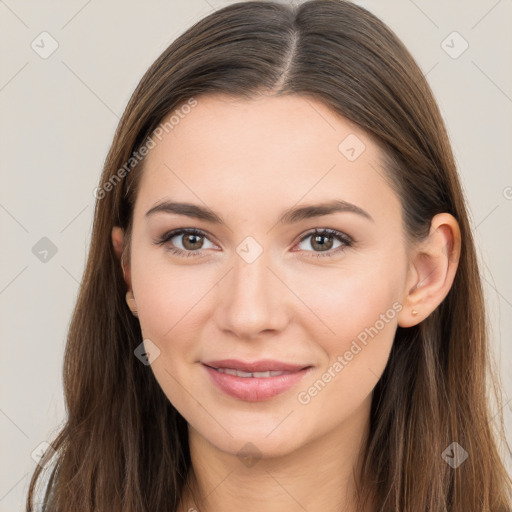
[189,415,312,461]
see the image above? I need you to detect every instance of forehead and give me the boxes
[135,94,400,224]
[146,93,375,167]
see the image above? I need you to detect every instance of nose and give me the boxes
[214,247,290,340]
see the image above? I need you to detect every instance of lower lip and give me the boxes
[203,364,311,402]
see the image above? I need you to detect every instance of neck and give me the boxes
[178,395,375,512]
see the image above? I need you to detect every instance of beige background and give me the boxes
[1,0,511,510]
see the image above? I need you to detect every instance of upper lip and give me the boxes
[203,359,311,373]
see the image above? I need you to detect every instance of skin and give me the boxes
[112,93,461,512]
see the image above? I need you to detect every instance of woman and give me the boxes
[26,1,512,510]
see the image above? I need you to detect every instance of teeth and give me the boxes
[215,368,287,378]
[236,370,253,378]
[252,371,270,378]
[221,368,238,376]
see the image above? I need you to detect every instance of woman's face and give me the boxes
[126,93,411,457]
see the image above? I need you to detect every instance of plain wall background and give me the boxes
[1,0,511,510]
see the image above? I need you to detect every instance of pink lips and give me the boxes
[202,359,312,402]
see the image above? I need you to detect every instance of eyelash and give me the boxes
[154,227,353,259]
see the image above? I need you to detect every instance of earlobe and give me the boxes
[397,213,461,328]
[125,291,138,318]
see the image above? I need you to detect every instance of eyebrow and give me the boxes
[145,199,374,224]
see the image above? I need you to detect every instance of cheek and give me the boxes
[294,283,399,430]
[291,259,402,402]
[131,247,214,342]
[290,256,403,347]
[130,253,214,408]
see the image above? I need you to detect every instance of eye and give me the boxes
[294,228,353,258]
[154,228,216,258]
[154,227,353,259]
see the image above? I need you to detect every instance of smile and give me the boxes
[213,368,291,378]
[202,360,312,401]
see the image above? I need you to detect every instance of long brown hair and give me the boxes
[26,1,512,510]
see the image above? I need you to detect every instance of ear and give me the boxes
[397,213,461,328]
[111,226,132,291]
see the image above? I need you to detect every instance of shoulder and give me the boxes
[33,453,60,511]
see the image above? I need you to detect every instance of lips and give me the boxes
[203,359,309,373]
[202,359,312,401]
[214,368,290,378]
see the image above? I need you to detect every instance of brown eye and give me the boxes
[154,228,216,258]
[181,233,204,250]
[310,233,334,251]
[296,228,353,258]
